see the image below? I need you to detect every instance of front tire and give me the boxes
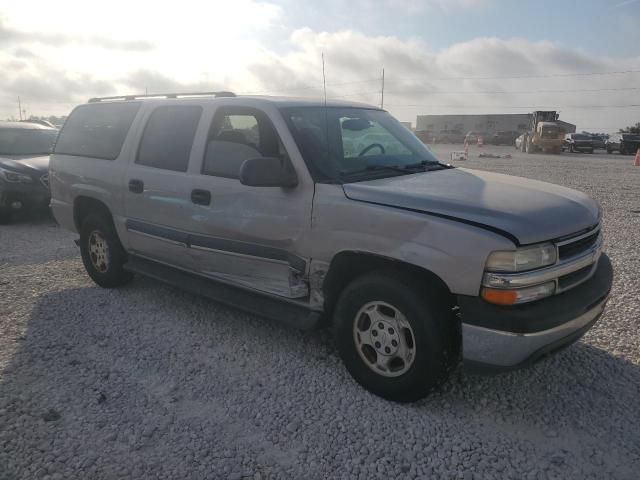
[333,272,458,402]
[79,214,133,288]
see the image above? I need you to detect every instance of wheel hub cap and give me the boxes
[353,301,416,378]
[88,230,110,273]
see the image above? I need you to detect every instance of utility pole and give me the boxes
[17,96,22,121]
[380,68,385,109]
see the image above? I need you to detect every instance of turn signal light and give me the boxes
[481,281,556,306]
[481,288,519,305]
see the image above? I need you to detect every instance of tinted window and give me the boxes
[54,103,141,160]
[203,107,287,179]
[137,106,202,172]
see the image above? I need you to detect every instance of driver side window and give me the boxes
[340,116,412,158]
[202,107,288,179]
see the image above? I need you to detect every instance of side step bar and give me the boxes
[124,255,322,331]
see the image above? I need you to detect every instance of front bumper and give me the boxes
[459,254,613,371]
[0,182,50,210]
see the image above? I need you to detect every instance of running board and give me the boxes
[124,255,321,331]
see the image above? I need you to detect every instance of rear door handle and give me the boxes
[191,189,211,206]
[128,179,144,194]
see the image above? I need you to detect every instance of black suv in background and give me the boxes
[0,121,58,223]
[606,133,640,155]
[563,133,594,153]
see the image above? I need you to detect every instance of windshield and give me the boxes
[0,128,58,155]
[571,134,590,140]
[282,107,440,182]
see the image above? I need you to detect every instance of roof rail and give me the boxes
[88,91,236,103]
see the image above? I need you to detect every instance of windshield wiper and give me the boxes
[402,160,449,171]
[341,164,412,177]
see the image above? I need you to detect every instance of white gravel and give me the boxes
[1,147,639,479]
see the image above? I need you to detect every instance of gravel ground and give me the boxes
[1,147,639,480]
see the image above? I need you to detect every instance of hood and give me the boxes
[0,155,50,174]
[343,168,600,245]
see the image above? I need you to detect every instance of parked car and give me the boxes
[590,135,606,150]
[434,129,465,144]
[563,133,594,153]
[50,93,612,402]
[514,133,526,150]
[605,133,640,155]
[0,121,58,223]
[491,131,519,146]
[464,131,489,145]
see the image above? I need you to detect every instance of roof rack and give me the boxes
[88,91,236,103]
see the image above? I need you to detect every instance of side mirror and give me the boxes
[239,157,298,188]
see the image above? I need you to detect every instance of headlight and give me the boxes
[485,243,556,272]
[0,167,33,184]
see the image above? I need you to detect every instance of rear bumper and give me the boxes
[459,254,613,371]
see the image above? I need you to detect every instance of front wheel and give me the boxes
[333,272,458,402]
[79,214,133,288]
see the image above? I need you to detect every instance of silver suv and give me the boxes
[50,92,612,402]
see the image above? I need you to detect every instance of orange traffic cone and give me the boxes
[635,149,640,166]
[477,136,484,147]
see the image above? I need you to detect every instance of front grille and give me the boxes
[558,264,593,290]
[40,174,49,189]
[558,231,599,260]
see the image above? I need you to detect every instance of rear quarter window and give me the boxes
[54,102,141,160]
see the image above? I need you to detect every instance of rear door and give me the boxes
[185,105,313,298]
[123,104,203,270]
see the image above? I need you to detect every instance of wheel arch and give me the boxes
[320,251,457,318]
[73,196,114,231]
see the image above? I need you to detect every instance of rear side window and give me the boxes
[54,102,141,160]
[136,106,202,172]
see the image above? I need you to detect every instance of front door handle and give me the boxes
[191,189,211,206]
[128,179,144,194]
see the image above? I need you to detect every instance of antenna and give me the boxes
[322,52,327,106]
[381,68,385,109]
[17,97,22,121]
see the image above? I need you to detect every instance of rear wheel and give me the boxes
[79,213,133,288]
[333,272,459,402]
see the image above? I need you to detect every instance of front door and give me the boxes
[186,105,313,298]
[123,104,203,271]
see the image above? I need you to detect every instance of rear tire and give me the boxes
[79,213,133,288]
[333,271,459,402]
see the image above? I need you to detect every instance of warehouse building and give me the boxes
[415,114,576,135]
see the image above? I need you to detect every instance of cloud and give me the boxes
[1,9,639,131]
[0,20,154,51]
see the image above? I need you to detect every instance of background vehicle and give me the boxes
[563,133,594,154]
[590,135,606,150]
[606,133,640,155]
[521,111,564,154]
[491,130,519,145]
[434,129,465,144]
[0,121,57,223]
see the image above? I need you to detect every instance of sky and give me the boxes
[1,0,639,131]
